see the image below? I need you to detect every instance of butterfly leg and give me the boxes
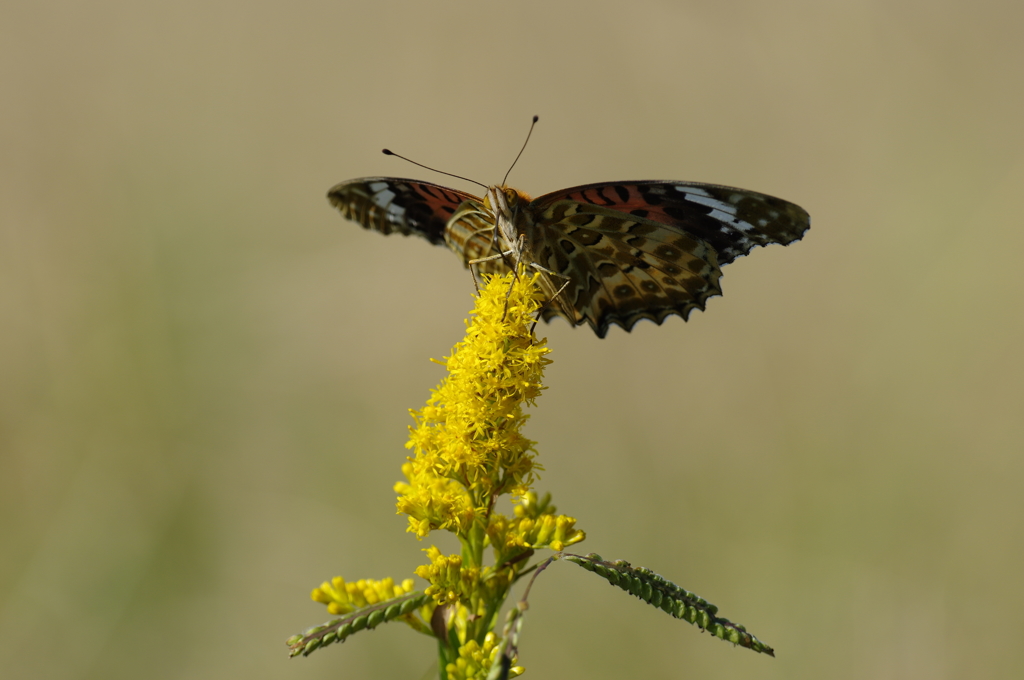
[498,234,533,320]
[466,225,497,293]
[468,250,517,267]
[469,248,522,321]
[467,217,518,269]
[468,247,521,321]
[529,274,573,334]
[469,261,482,294]
[527,261,568,282]
[528,260,573,302]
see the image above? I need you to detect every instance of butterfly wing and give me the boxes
[524,199,724,337]
[327,177,480,246]
[328,176,809,338]
[527,181,810,337]
[535,181,810,265]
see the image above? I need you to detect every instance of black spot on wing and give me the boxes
[397,183,473,245]
[401,199,449,244]
[663,202,713,221]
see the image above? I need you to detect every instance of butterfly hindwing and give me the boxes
[328,177,479,246]
[524,198,725,337]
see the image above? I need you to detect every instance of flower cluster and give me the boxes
[312,576,416,617]
[448,632,520,680]
[309,268,585,678]
[398,269,551,524]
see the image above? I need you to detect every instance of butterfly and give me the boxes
[328,177,809,337]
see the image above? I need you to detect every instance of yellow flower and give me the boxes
[311,576,415,617]
[446,632,524,680]
[398,270,551,537]
[415,546,479,606]
[394,461,476,538]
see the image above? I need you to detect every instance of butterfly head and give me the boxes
[483,186,530,216]
[483,186,533,255]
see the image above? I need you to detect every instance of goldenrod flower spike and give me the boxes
[401,268,550,528]
[395,268,571,663]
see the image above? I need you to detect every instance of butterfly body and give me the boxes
[328,177,809,337]
[442,187,531,273]
[443,186,582,324]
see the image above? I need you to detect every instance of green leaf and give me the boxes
[286,591,433,658]
[564,553,774,657]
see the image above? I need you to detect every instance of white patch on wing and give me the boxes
[368,182,396,207]
[708,208,742,226]
[673,185,711,197]
[677,192,755,232]
[367,182,404,222]
[679,191,735,214]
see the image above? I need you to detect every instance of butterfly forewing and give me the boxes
[537,181,810,265]
[327,178,478,245]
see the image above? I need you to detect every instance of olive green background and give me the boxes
[2,1,1022,678]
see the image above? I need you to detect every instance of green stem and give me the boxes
[436,637,450,680]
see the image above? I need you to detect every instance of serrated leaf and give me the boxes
[564,553,774,656]
[286,591,433,658]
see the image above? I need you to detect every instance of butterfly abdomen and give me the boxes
[443,198,509,274]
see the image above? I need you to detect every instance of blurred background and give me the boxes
[2,1,1022,678]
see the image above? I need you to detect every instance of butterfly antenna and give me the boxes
[501,115,539,187]
[381,149,487,190]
